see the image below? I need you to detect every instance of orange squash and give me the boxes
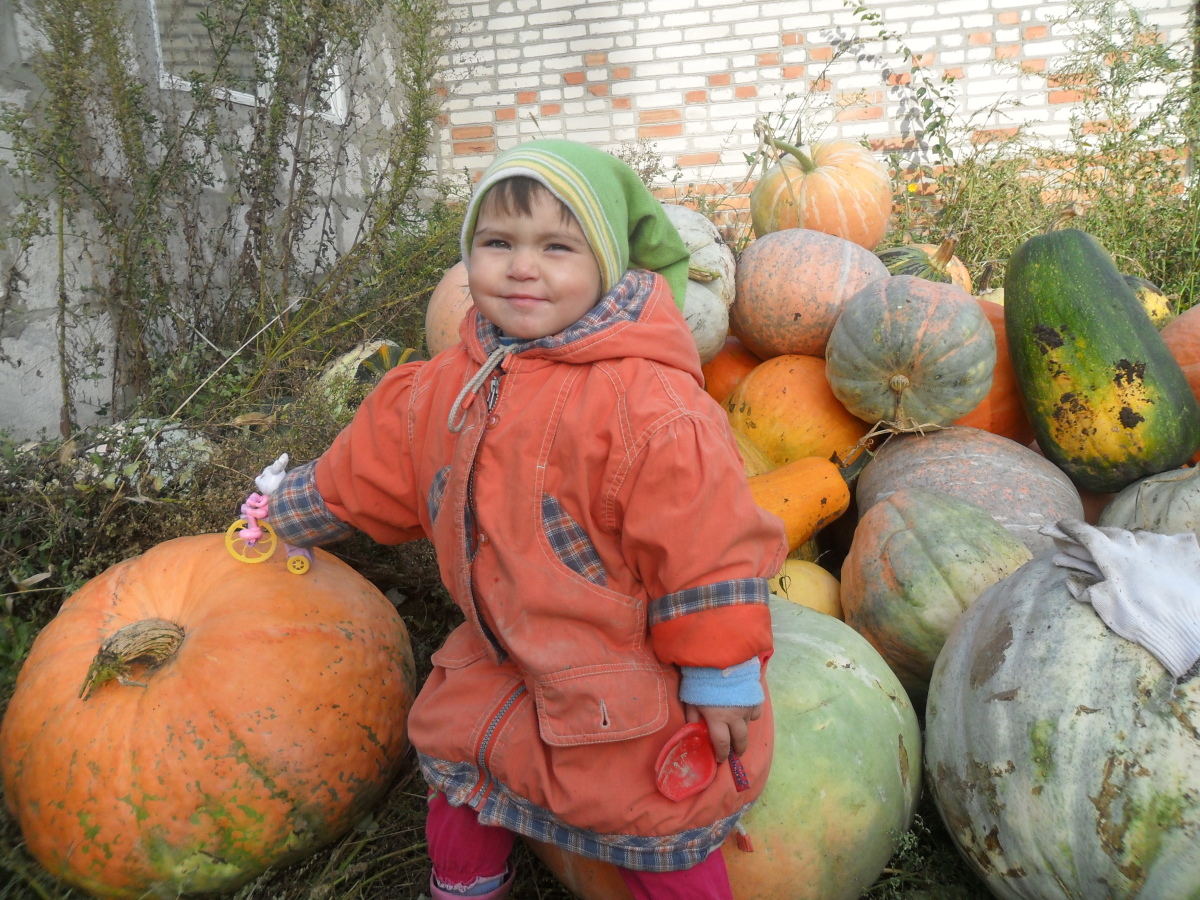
[747,456,851,551]
[702,336,762,404]
[730,229,889,360]
[424,260,473,356]
[0,535,416,900]
[953,299,1035,445]
[1161,304,1200,408]
[750,137,892,250]
[724,354,871,467]
[769,558,844,620]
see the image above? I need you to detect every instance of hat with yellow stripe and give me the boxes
[460,139,690,310]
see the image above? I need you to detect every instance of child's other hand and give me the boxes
[685,702,762,761]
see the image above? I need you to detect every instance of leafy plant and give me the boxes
[1,0,453,432]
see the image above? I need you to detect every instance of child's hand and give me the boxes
[685,702,762,761]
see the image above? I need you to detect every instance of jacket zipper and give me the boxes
[466,683,527,805]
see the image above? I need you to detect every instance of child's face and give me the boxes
[467,188,604,340]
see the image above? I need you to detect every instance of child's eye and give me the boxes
[546,242,574,252]
[482,238,510,249]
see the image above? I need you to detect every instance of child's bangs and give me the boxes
[480,176,575,224]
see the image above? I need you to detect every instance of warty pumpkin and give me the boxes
[730,228,890,360]
[825,275,996,428]
[0,534,416,900]
[749,133,893,250]
[724,354,871,467]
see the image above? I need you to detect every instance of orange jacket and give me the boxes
[308,270,788,867]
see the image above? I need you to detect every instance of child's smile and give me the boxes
[467,189,604,340]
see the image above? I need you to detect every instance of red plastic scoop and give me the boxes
[654,721,752,801]
[655,722,718,801]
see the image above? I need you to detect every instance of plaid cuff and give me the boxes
[648,578,770,627]
[268,459,356,547]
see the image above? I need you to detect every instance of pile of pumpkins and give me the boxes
[682,139,1200,900]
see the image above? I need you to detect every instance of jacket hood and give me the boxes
[458,269,704,387]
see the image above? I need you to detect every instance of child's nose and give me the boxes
[508,248,538,279]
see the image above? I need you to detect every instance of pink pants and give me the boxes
[426,791,734,900]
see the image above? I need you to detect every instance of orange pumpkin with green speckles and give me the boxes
[0,534,416,900]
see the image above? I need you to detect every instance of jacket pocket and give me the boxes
[430,623,490,670]
[533,662,671,746]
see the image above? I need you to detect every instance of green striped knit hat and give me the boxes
[460,139,690,309]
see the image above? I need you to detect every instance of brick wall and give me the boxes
[432,0,1194,212]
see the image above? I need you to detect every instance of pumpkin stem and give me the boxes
[79,618,185,700]
[688,264,721,283]
[1045,201,1085,233]
[931,234,959,272]
[763,134,817,174]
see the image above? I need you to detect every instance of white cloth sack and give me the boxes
[1041,519,1200,680]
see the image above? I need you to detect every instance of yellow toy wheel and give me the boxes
[286,554,311,575]
[225,519,278,563]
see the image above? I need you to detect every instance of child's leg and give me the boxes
[426,790,515,898]
[617,848,733,900]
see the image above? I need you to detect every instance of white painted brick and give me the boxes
[935,0,983,13]
[542,24,589,40]
[489,15,526,29]
[681,57,731,74]
[528,10,572,26]
[961,14,993,28]
[780,14,832,29]
[496,75,540,90]
[609,48,657,64]
[571,37,617,51]
[995,27,1019,42]
[610,80,662,95]
[884,3,938,18]
[636,61,683,77]
[703,38,755,54]
[660,75,708,89]
[911,18,959,33]
[712,5,762,24]
[635,30,688,46]
[683,25,732,41]
[664,10,713,27]
[1024,39,1070,56]
[589,19,638,35]
[732,19,785,37]
[521,41,571,57]
[575,4,621,19]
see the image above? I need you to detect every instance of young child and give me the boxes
[259,139,789,899]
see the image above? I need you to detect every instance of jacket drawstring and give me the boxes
[447,345,509,433]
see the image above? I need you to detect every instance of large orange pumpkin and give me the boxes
[0,534,416,900]
[730,229,889,360]
[424,260,473,356]
[724,354,871,467]
[953,299,1035,445]
[749,138,892,250]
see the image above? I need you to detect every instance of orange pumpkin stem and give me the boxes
[79,618,185,700]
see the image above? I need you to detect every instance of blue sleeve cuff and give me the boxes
[679,657,763,708]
